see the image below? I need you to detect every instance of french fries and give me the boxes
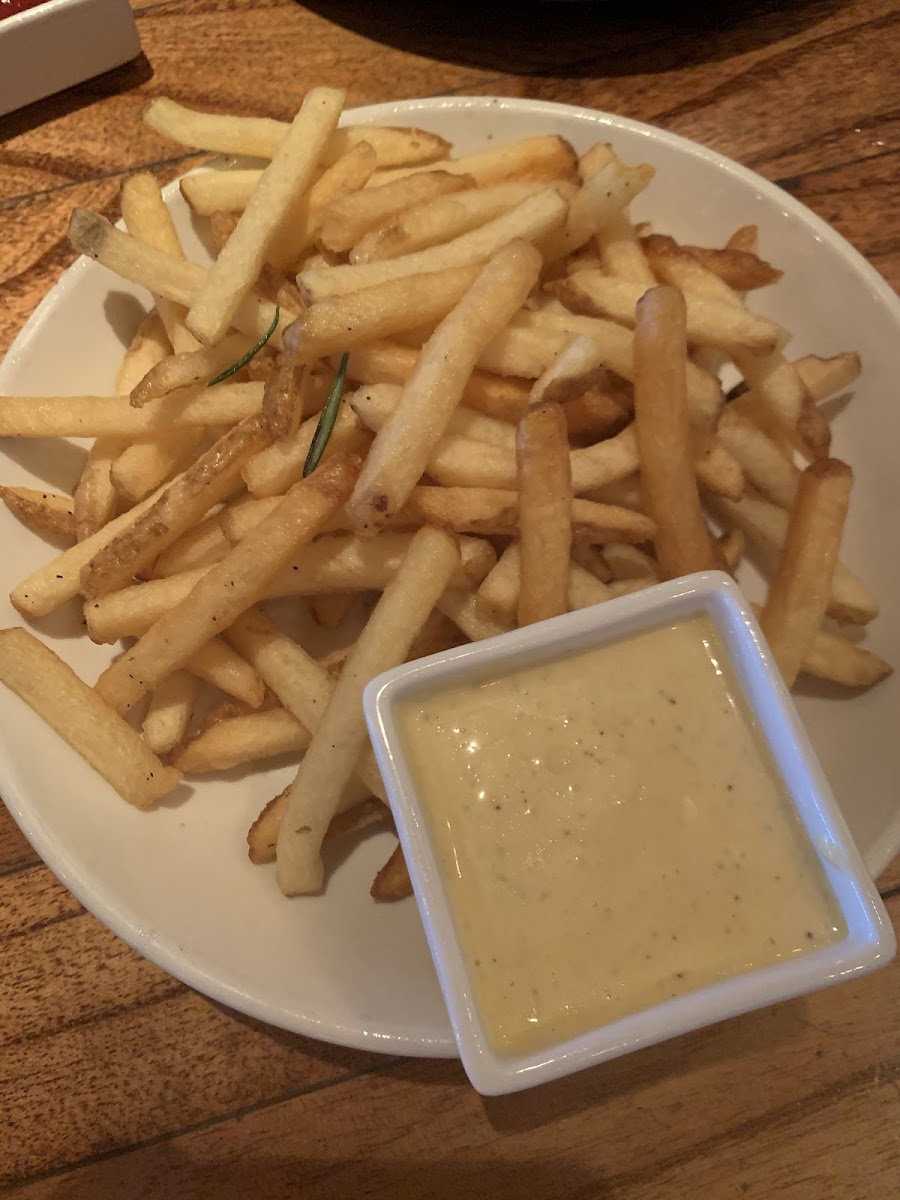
[0,628,180,808]
[633,286,719,578]
[276,526,461,895]
[0,88,887,911]
[759,459,853,688]
[516,401,572,625]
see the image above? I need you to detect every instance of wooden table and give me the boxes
[1,1,898,1194]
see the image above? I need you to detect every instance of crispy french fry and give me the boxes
[0,628,180,808]
[68,210,292,347]
[693,435,744,501]
[570,543,614,584]
[181,170,261,215]
[142,670,200,757]
[173,708,310,772]
[186,88,344,344]
[276,526,461,895]
[80,415,270,600]
[85,533,496,642]
[642,233,741,308]
[367,135,577,189]
[151,512,232,577]
[476,543,610,621]
[73,439,120,541]
[731,347,806,430]
[1,486,75,541]
[283,263,482,364]
[344,341,531,423]
[351,182,548,263]
[794,352,861,403]
[110,436,203,506]
[759,459,853,687]
[436,588,513,641]
[602,543,660,582]
[185,638,266,707]
[94,453,360,713]
[316,171,473,254]
[298,188,567,303]
[516,401,572,625]
[349,382,515,451]
[553,271,785,351]
[145,97,450,166]
[726,225,759,253]
[248,787,383,865]
[801,626,892,689]
[709,491,878,626]
[633,286,719,578]
[717,406,799,508]
[242,403,367,498]
[225,605,385,799]
[370,842,413,901]
[796,397,832,460]
[681,242,783,291]
[0,384,263,439]
[716,528,746,576]
[310,592,355,628]
[130,333,254,405]
[346,240,542,530]
[540,158,654,262]
[529,334,633,440]
[121,173,199,353]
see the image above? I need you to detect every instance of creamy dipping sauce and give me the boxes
[397,615,844,1057]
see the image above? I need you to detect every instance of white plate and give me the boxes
[0,97,898,1058]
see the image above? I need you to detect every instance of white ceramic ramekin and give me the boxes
[0,0,140,117]
[364,571,894,1095]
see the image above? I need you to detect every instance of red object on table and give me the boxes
[0,0,48,18]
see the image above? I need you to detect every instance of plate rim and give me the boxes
[1,94,897,1058]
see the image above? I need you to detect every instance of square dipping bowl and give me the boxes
[364,571,894,1095]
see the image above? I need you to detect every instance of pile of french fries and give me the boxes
[0,87,890,903]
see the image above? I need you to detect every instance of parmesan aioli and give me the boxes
[397,615,844,1057]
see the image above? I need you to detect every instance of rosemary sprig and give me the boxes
[207,306,280,387]
[303,353,350,477]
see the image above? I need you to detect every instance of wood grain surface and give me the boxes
[1,0,898,1194]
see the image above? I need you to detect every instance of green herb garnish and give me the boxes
[303,352,350,477]
[207,306,280,387]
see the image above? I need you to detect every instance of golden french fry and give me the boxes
[316,171,473,254]
[642,233,741,308]
[121,173,198,353]
[351,181,548,263]
[717,406,799,508]
[725,225,759,253]
[529,334,633,440]
[248,787,383,866]
[370,842,413,902]
[553,271,785,351]
[142,670,200,757]
[185,638,266,707]
[794,352,861,403]
[710,491,878,626]
[349,382,515,451]
[145,97,450,166]
[151,512,232,578]
[367,134,577,189]
[242,403,368,498]
[310,592,355,628]
[602,543,660,583]
[94,453,360,714]
[569,543,614,584]
[181,170,261,215]
[276,526,461,895]
[1,486,75,541]
[801,626,892,689]
[693,435,744,501]
[173,708,310,773]
[225,605,384,799]
[516,401,572,626]
[80,415,271,600]
[130,333,254,405]
[633,286,719,578]
[344,341,531,423]
[86,533,496,642]
[283,263,482,364]
[796,398,832,460]
[0,384,263,439]
[436,588,513,641]
[760,459,853,687]
[681,242,783,291]
[346,240,542,530]
[0,628,180,808]
[186,88,344,344]
[68,210,292,347]
[298,188,567,303]
[476,543,610,622]
[540,158,654,262]
[73,439,120,542]
[716,528,746,576]
[110,435,204,505]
